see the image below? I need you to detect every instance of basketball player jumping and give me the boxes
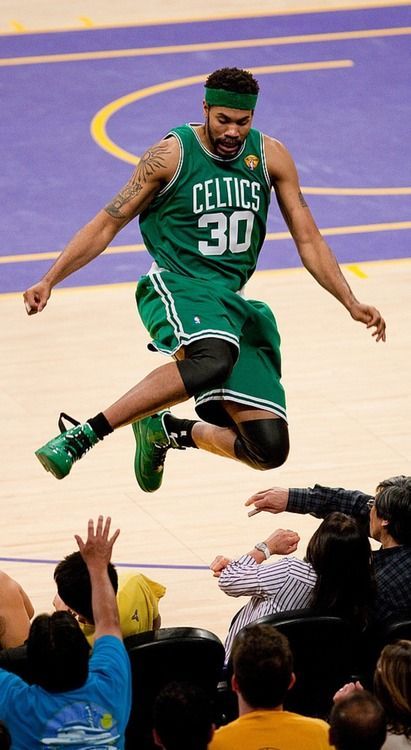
[23,67,386,491]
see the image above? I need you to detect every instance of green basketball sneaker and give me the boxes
[35,413,99,479]
[132,410,183,493]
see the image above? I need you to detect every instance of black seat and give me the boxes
[221,609,359,721]
[359,611,411,687]
[124,626,225,750]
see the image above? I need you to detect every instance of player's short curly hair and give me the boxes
[205,67,259,95]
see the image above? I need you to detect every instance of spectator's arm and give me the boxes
[288,485,372,525]
[75,516,121,641]
[246,485,371,528]
[217,555,293,598]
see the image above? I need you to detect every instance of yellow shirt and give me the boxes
[81,573,166,644]
[209,709,332,750]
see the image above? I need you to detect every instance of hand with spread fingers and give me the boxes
[75,515,120,570]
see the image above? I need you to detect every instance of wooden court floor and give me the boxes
[1,0,410,642]
[3,259,410,639]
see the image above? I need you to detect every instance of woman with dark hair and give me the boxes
[375,641,411,748]
[305,512,374,626]
[211,512,374,659]
[334,640,411,748]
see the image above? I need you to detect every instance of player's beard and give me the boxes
[206,114,243,159]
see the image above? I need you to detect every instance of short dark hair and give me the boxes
[205,67,259,95]
[374,640,411,738]
[374,476,411,545]
[329,691,386,750]
[305,511,374,626]
[231,624,292,709]
[27,612,91,692]
[54,551,118,623]
[153,681,214,750]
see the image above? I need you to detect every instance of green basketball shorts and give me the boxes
[136,268,287,427]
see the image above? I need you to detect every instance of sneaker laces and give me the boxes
[152,442,170,473]
[64,429,94,461]
[57,412,93,461]
[58,412,80,432]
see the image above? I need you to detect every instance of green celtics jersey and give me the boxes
[139,124,271,293]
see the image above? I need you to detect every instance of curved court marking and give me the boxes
[2,222,410,266]
[90,67,411,197]
[2,26,411,66]
[91,63,353,166]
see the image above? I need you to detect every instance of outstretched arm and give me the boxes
[265,136,386,342]
[245,485,372,529]
[23,137,180,315]
[75,515,121,640]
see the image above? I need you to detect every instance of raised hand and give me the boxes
[75,515,120,571]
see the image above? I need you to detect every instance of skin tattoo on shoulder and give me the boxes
[105,142,170,219]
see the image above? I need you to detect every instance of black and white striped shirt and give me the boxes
[219,554,316,660]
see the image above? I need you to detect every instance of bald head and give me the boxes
[329,691,386,750]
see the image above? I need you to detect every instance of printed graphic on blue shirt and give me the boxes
[40,701,120,748]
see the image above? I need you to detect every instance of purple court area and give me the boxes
[1,4,410,293]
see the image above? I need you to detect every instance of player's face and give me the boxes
[204,104,253,158]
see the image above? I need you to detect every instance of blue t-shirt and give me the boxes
[0,635,131,749]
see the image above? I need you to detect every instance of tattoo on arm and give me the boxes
[274,185,309,230]
[104,141,170,219]
[135,142,169,182]
[105,183,143,219]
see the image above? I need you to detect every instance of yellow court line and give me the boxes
[1,1,410,35]
[347,264,368,277]
[1,26,410,66]
[9,21,26,32]
[3,255,411,301]
[79,17,94,28]
[91,61,354,165]
[90,65,411,198]
[2,221,410,265]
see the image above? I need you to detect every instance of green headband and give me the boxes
[204,87,258,110]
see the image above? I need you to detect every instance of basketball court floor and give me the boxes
[1,0,410,639]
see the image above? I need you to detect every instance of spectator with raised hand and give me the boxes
[211,512,374,660]
[245,476,411,621]
[53,549,165,643]
[0,516,131,748]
